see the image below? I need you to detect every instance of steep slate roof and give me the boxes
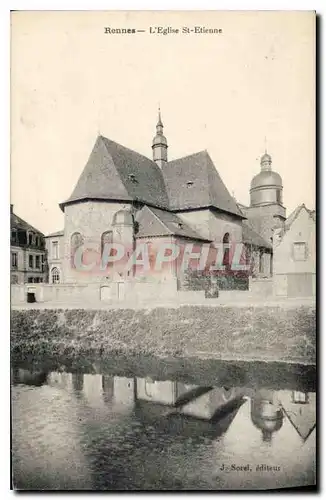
[162,151,245,218]
[136,206,211,242]
[242,220,272,249]
[60,135,245,222]
[11,211,44,236]
[60,136,169,211]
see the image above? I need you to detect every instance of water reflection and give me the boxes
[11,366,316,490]
[251,389,284,443]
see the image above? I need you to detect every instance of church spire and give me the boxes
[152,108,168,168]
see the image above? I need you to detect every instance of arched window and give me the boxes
[101,231,113,256]
[70,232,83,268]
[101,231,113,270]
[51,267,60,284]
[223,232,230,266]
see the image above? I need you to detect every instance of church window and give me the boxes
[222,233,230,266]
[293,242,307,261]
[71,232,84,268]
[101,231,113,260]
[51,267,60,284]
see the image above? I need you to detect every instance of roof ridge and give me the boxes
[167,150,208,164]
[100,135,155,164]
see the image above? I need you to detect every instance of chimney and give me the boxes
[10,204,13,214]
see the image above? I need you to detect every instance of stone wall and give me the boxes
[249,278,273,297]
[11,283,101,304]
[63,200,132,283]
[177,208,243,243]
[273,273,316,298]
[11,280,206,306]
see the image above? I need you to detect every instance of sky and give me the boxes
[11,10,315,234]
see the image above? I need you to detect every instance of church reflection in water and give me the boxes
[13,369,316,445]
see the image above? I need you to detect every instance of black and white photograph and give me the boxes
[10,9,316,491]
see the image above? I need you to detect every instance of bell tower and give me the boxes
[152,108,168,168]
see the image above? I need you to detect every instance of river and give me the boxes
[11,356,316,490]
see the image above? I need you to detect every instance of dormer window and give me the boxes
[129,174,138,183]
[11,229,17,243]
[186,181,194,187]
[178,222,183,229]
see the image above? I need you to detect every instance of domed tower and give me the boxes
[250,152,284,208]
[251,389,283,443]
[152,109,168,168]
[246,150,286,243]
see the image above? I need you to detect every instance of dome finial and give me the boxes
[261,149,272,171]
[264,135,267,154]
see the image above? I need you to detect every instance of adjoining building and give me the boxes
[10,204,47,284]
[45,230,64,285]
[273,204,316,297]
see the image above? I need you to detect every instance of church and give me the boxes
[45,111,308,300]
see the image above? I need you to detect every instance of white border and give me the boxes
[3,1,323,498]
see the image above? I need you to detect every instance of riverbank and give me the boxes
[11,303,316,365]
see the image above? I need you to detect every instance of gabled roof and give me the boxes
[242,220,272,249]
[60,136,169,211]
[45,230,64,238]
[135,206,211,242]
[285,203,316,231]
[11,211,44,236]
[162,151,245,218]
